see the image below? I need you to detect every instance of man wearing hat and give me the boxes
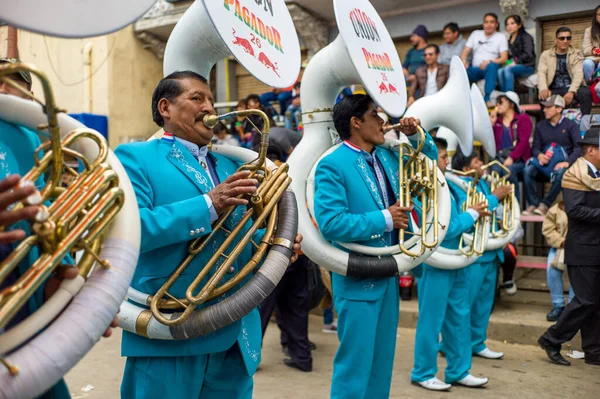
[523,94,580,216]
[538,126,600,367]
[404,25,429,86]
[490,91,532,203]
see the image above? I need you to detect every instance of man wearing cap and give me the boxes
[538,126,600,367]
[523,94,580,216]
[404,25,429,87]
[537,26,592,115]
[461,13,508,106]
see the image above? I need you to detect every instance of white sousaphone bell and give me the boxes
[287,0,452,277]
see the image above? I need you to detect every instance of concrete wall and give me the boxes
[0,26,110,116]
[0,25,163,148]
[107,25,163,147]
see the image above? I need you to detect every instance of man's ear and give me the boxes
[350,116,361,131]
[158,98,171,122]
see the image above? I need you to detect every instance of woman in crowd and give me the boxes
[490,91,532,201]
[498,15,536,92]
[583,5,600,83]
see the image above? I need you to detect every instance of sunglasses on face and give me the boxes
[557,36,572,41]
[424,52,436,57]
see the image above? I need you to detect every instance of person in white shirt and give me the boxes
[461,13,509,105]
[408,44,450,107]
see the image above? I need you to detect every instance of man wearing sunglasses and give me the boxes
[407,44,449,107]
[538,26,592,115]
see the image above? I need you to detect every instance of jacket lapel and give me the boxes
[375,149,399,200]
[166,140,213,193]
[354,155,385,210]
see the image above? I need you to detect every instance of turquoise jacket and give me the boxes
[441,179,479,250]
[115,137,263,374]
[314,133,437,301]
[0,120,71,398]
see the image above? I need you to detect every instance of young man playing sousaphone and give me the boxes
[443,149,512,361]
[539,126,600,367]
[115,71,302,399]
[313,94,437,398]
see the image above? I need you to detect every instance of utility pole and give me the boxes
[6,26,19,59]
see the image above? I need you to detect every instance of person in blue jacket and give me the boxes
[314,94,437,399]
[1,58,121,399]
[411,137,490,391]
[448,149,513,360]
[115,70,300,399]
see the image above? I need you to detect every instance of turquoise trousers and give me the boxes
[412,264,471,383]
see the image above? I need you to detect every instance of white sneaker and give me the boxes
[322,323,337,333]
[476,348,504,359]
[457,374,489,387]
[502,280,517,296]
[415,377,451,391]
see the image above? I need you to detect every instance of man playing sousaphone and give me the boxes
[115,71,301,398]
[313,94,436,398]
[411,137,490,391]
[445,150,512,360]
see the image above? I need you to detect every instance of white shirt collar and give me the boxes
[175,136,209,158]
[550,116,564,127]
[585,159,599,176]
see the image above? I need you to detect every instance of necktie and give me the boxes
[595,170,600,178]
[364,153,389,208]
[203,154,220,186]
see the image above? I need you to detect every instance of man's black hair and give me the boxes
[451,148,479,171]
[151,70,208,127]
[443,22,459,33]
[332,94,375,140]
[425,44,440,54]
[484,12,499,22]
[434,137,448,150]
[246,94,261,104]
[556,26,572,37]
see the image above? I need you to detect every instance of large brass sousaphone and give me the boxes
[288,0,451,278]
[0,1,150,396]
[119,0,302,340]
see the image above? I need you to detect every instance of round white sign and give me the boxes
[334,0,407,117]
[205,0,301,89]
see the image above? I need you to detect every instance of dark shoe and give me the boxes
[308,340,316,350]
[281,345,289,357]
[546,306,565,322]
[283,357,312,372]
[585,353,600,366]
[538,336,571,366]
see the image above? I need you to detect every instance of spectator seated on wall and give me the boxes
[523,95,581,216]
[407,44,449,107]
[439,22,467,65]
[461,13,508,106]
[404,25,429,87]
[538,26,592,115]
[498,15,536,92]
[582,6,600,84]
[489,91,532,201]
[285,94,302,132]
[260,64,305,116]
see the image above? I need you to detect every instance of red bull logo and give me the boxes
[224,0,284,54]
[258,52,280,77]
[232,28,255,57]
[377,81,400,96]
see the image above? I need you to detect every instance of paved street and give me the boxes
[65,315,599,399]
